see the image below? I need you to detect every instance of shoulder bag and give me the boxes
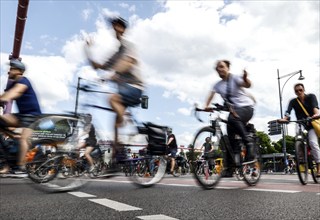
[296,98,320,137]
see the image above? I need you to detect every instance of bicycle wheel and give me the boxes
[235,168,244,181]
[242,141,262,186]
[242,160,261,186]
[295,140,308,185]
[191,127,221,189]
[27,145,88,192]
[26,140,59,184]
[309,159,319,184]
[130,156,166,187]
[173,164,181,177]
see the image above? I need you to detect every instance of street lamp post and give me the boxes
[277,69,304,165]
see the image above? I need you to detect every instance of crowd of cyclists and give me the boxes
[1,16,320,181]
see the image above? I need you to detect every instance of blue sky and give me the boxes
[1,0,319,147]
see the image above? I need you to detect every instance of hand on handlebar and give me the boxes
[277,118,289,124]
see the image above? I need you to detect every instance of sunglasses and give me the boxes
[295,89,303,93]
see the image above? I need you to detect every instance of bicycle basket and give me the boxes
[145,122,167,155]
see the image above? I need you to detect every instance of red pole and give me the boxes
[10,0,29,59]
[3,0,29,114]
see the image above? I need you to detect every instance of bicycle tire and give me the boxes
[309,159,319,184]
[26,140,59,184]
[130,156,166,187]
[173,164,181,177]
[242,140,262,186]
[235,168,244,181]
[295,140,308,185]
[191,126,222,189]
[242,160,261,186]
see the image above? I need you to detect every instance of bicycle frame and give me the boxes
[192,104,261,189]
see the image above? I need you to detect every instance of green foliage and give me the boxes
[256,131,278,154]
[276,135,295,155]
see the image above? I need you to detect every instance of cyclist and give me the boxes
[77,114,97,172]
[200,137,215,171]
[278,83,320,177]
[85,16,144,170]
[0,59,41,173]
[166,127,178,175]
[205,60,256,177]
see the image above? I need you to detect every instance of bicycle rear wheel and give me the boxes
[191,127,222,189]
[242,160,261,186]
[295,140,308,185]
[130,156,166,187]
[242,141,262,186]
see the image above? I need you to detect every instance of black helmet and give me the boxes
[10,59,25,71]
[108,16,128,29]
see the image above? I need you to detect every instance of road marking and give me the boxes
[316,193,320,196]
[89,198,142,211]
[136,214,179,220]
[244,188,300,193]
[216,186,240,189]
[68,191,96,198]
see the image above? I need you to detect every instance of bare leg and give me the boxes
[84,146,94,167]
[109,94,126,158]
[170,157,175,173]
[18,128,32,168]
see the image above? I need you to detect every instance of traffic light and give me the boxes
[267,120,282,135]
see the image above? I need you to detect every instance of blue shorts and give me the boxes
[118,83,142,107]
[167,149,177,158]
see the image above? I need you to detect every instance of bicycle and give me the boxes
[194,154,221,177]
[28,81,167,191]
[278,117,320,185]
[191,103,262,189]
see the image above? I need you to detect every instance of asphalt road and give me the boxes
[1,173,319,220]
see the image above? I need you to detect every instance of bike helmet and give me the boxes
[108,16,128,29]
[10,59,25,71]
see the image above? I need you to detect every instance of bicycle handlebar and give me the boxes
[194,103,229,123]
[277,115,320,124]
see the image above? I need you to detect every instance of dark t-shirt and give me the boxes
[8,77,41,115]
[202,142,212,153]
[167,134,177,150]
[285,93,319,129]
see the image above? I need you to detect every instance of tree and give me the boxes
[276,135,295,155]
[256,131,278,154]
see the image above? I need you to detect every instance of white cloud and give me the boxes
[82,8,93,21]
[2,1,318,147]
[177,107,191,116]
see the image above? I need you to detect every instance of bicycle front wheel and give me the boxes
[295,140,308,185]
[191,127,222,189]
[309,159,319,184]
[130,156,166,187]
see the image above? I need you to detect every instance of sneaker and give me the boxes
[0,165,10,174]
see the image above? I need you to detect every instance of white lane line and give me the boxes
[316,193,320,196]
[89,198,142,211]
[68,191,96,198]
[216,186,240,189]
[244,188,300,193]
[137,214,179,220]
